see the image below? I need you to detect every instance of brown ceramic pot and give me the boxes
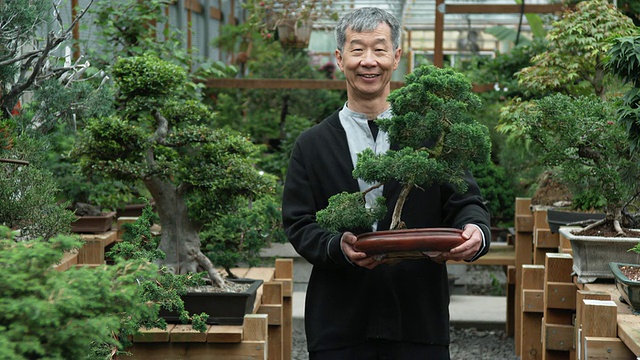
[354,228,465,259]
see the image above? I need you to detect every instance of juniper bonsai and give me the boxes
[316,65,491,232]
[73,54,276,287]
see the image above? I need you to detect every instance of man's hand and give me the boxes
[340,232,386,269]
[443,224,483,262]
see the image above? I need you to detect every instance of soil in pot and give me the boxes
[619,264,640,281]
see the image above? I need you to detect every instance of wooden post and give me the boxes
[578,299,617,360]
[542,253,575,360]
[259,282,283,360]
[515,197,534,356]
[275,258,294,360]
[521,265,545,360]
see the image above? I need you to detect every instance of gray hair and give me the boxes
[335,7,401,53]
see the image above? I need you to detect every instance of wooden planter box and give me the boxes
[71,211,116,233]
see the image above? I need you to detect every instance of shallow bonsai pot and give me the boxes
[546,209,605,233]
[116,201,156,218]
[560,227,640,283]
[159,278,263,325]
[71,211,117,233]
[354,228,465,260]
[609,262,640,314]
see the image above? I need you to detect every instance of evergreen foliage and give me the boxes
[500,93,640,233]
[0,227,160,359]
[317,65,491,231]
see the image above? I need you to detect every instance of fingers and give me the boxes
[447,226,482,261]
[341,232,386,269]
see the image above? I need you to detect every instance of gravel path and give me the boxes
[291,264,517,359]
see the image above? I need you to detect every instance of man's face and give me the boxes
[335,23,402,102]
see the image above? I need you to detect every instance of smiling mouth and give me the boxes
[360,74,379,79]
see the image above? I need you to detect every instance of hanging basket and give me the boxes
[277,18,313,49]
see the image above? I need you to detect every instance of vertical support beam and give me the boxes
[515,197,534,356]
[542,253,575,360]
[260,282,283,360]
[521,265,545,360]
[275,259,294,360]
[575,290,610,360]
[434,0,444,68]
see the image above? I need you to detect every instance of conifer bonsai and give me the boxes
[74,54,276,287]
[316,65,491,236]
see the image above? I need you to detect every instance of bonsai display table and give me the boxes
[127,259,294,360]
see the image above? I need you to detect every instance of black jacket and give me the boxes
[282,110,491,352]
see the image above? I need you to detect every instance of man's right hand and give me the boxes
[340,232,386,269]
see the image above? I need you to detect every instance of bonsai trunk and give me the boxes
[390,183,412,230]
[144,177,226,287]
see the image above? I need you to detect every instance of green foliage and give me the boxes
[607,35,640,153]
[318,65,492,231]
[107,203,209,333]
[469,160,516,227]
[0,129,75,240]
[500,93,638,214]
[0,226,161,359]
[516,0,637,98]
[316,192,387,233]
[201,196,287,276]
[85,0,191,69]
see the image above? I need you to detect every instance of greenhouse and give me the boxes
[1,0,640,359]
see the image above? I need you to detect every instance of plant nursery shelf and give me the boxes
[127,260,294,360]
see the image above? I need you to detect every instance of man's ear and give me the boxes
[335,49,344,71]
[394,48,402,70]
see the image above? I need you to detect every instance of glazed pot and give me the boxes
[609,262,640,314]
[354,228,465,260]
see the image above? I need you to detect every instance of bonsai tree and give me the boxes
[73,54,276,287]
[316,65,491,232]
[500,93,639,236]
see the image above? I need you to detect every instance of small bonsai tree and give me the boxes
[316,65,491,232]
[500,93,639,236]
[73,54,276,287]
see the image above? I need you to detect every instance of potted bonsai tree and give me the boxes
[498,0,639,283]
[500,93,640,283]
[316,64,492,258]
[73,54,276,299]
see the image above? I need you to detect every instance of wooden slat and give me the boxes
[583,337,635,359]
[546,282,577,310]
[170,324,209,343]
[207,325,243,343]
[444,4,564,14]
[133,326,174,343]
